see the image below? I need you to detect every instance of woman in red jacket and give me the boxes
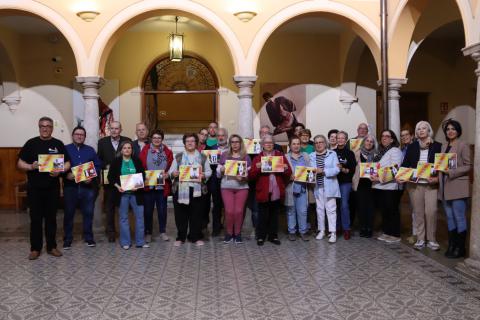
[139,129,173,243]
[249,134,292,246]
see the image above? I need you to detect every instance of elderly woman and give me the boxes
[169,133,212,247]
[352,134,377,238]
[139,129,173,243]
[439,119,471,258]
[310,135,340,243]
[108,140,148,250]
[401,121,442,250]
[285,136,311,241]
[249,134,291,246]
[217,134,251,244]
[372,130,403,244]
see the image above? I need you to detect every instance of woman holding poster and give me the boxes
[217,134,251,244]
[139,129,173,243]
[438,119,471,258]
[249,134,292,246]
[108,141,148,250]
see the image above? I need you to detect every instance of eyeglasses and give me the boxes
[73,133,85,136]
[39,125,53,129]
[314,141,326,144]
[152,136,162,140]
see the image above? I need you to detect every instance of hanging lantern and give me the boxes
[169,16,183,62]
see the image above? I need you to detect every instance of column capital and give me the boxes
[76,76,105,87]
[2,95,21,112]
[376,78,408,88]
[233,75,257,87]
[463,43,480,77]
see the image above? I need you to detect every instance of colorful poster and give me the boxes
[179,165,202,182]
[103,169,109,185]
[224,160,247,177]
[349,138,362,152]
[378,166,394,183]
[202,150,220,165]
[244,138,262,154]
[359,162,380,178]
[120,173,144,191]
[416,162,432,180]
[434,153,457,171]
[395,167,414,182]
[71,161,97,183]
[294,166,316,184]
[145,170,165,187]
[38,154,64,173]
[261,156,284,173]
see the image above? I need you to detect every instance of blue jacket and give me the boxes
[309,150,340,198]
[64,143,102,188]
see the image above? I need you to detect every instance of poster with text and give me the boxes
[145,170,165,187]
[225,160,248,177]
[38,154,64,173]
[179,165,202,182]
[120,173,144,191]
[294,166,317,184]
[261,156,284,173]
[71,161,97,183]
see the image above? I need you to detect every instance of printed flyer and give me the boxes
[224,160,247,177]
[71,161,97,183]
[120,173,144,191]
[145,170,165,186]
[38,154,64,173]
[179,165,202,182]
[261,156,284,173]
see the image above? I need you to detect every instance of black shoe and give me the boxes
[108,236,115,243]
[223,234,233,243]
[269,238,281,245]
[63,242,72,250]
[86,240,96,247]
[257,239,264,246]
[449,231,466,259]
[445,229,457,258]
[359,230,367,238]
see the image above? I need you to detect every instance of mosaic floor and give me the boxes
[1,225,480,320]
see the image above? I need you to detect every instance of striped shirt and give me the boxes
[316,152,326,187]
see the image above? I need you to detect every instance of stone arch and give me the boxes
[0,2,85,75]
[90,0,245,78]
[246,1,381,76]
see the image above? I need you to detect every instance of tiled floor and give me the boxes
[1,219,480,320]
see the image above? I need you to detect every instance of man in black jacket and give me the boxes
[97,121,131,242]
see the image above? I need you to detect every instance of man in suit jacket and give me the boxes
[132,122,150,156]
[97,121,131,242]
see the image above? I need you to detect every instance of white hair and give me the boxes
[414,121,434,139]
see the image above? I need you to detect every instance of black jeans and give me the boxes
[173,188,204,242]
[103,186,116,237]
[203,176,223,233]
[376,189,401,237]
[28,186,60,251]
[356,184,375,232]
[257,200,281,240]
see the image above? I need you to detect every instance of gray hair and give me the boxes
[415,121,434,139]
[337,130,349,140]
[360,134,378,152]
[261,133,274,144]
[313,134,329,149]
[259,125,272,134]
[217,127,228,137]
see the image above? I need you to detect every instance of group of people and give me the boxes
[18,117,471,261]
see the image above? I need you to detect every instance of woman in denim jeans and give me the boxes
[108,141,148,250]
[285,136,311,241]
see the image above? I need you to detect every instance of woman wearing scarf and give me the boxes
[249,134,292,246]
[285,136,311,241]
[372,130,403,244]
[352,134,377,238]
[400,121,442,250]
[168,133,212,247]
[139,129,173,243]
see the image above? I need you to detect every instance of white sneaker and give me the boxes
[377,233,389,241]
[385,236,401,244]
[174,240,183,247]
[316,231,325,240]
[195,240,204,247]
[328,233,336,243]
[137,244,150,248]
[427,241,440,251]
[160,233,170,241]
[122,245,130,250]
[413,240,425,249]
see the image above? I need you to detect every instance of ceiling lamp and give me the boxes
[169,16,183,62]
[234,11,257,22]
[76,11,100,22]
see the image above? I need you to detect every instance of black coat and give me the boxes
[401,140,442,168]
[107,156,145,206]
[97,136,131,169]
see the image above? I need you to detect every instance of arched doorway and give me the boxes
[142,55,218,133]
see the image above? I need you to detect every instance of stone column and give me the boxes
[461,43,480,275]
[387,78,407,137]
[234,76,257,138]
[76,76,104,233]
[75,76,104,151]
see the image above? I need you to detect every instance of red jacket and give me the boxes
[139,143,174,197]
[249,150,292,203]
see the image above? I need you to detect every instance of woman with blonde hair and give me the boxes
[400,121,442,250]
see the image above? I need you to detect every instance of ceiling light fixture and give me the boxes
[234,11,257,22]
[169,16,184,62]
[76,11,100,22]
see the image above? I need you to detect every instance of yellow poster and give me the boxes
[71,161,97,183]
[145,170,165,187]
[359,162,380,178]
[120,173,144,191]
[261,156,284,173]
[395,167,414,182]
[244,138,262,154]
[294,166,316,184]
[349,138,362,152]
[416,162,432,180]
[202,150,220,165]
[38,154,64,173]
[434,153,457,171]
[378,166,394,183]
[224,160,247,177]
[179,165,202,182]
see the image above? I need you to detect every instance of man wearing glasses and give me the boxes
[17,116,71,260]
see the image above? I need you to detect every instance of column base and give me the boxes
[456,258,480,280]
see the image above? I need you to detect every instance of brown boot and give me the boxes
[28,251,40,260]
[47,248,63,257]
